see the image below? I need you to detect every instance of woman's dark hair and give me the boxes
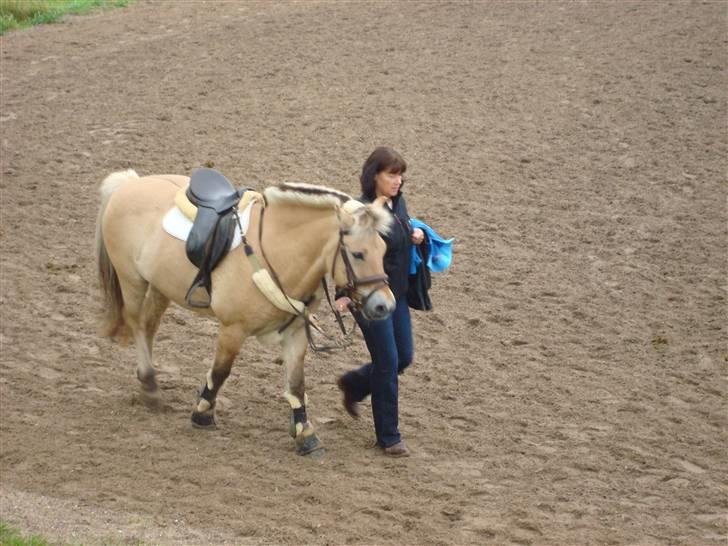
[360,146,407,200]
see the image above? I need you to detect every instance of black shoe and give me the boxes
[336,375,360,419]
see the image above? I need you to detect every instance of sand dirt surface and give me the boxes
[1,1,726,544]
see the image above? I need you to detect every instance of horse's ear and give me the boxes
[364,203,392,235]
[340,198,391,235]
[338,204,357,231]
[373,195,388,208]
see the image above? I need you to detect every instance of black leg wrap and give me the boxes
[289,405,307,439]
[293,406,307,425]
[288,404,323,455]
[199,383,217,406]
[191,381,219,429]
[197,370,228,407]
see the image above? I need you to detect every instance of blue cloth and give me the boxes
[340,297,413,448]
[409,219,453,274]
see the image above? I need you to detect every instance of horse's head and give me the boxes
[332,200,396,321]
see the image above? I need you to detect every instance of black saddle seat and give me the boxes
[187,168,243,213]
[184,168,249,308]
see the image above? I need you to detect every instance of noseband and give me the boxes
[332,228,390,312]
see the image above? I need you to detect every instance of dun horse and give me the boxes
[95,170,395,455]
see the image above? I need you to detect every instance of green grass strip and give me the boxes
[0,522,50,546]
[0,0,131,35]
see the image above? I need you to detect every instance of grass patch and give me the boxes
[0,0,131,35]
[0,522,50,546]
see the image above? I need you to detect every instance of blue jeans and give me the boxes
[341,297,414,447]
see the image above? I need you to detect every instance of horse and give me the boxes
[94,170,395,455]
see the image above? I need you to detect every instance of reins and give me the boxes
[233,200,380,353]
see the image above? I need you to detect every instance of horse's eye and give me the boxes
[351,251,365,261]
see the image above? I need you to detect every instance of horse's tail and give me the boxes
[95,169,139,343]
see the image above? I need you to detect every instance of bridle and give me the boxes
[318,227,390,338]
[246,201,389,352]
[330,228,390,312]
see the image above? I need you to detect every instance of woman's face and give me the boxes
[374,170,403,198]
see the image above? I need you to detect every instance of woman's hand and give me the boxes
[335,296,352,313]
[411,228,425,245]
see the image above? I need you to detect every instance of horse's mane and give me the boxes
[264,182,351,209]
[264,182,391,235]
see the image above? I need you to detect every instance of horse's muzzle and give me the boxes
[359,289,396,321]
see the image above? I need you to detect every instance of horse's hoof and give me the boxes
[141,380,158,392]
[139,386,161,409]
[296,434,324,456]
[191,411,217,429]
[305,447,325,460]
[137,369,158,391]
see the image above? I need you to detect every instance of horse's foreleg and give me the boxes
[282,325,323,455]
[191,323,245,429]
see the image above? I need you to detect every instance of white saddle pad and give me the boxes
[162,200,255,249]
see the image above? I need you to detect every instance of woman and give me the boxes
[336,146,424,458]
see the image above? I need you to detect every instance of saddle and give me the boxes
[183,168,250,308]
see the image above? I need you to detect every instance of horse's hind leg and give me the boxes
[282,325,323,456]
[191,323,245,429]
[137,285,170,391]
[117,276,164,398]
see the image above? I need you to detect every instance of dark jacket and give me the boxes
[361,193,413,300]
[407,233,432,311]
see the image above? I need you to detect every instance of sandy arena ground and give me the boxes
[0,1,726,544]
